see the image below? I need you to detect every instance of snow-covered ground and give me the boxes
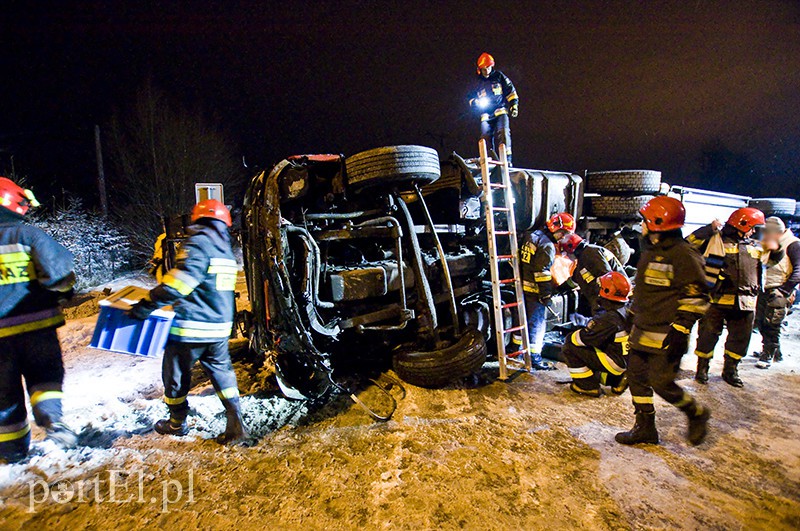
[1,283,799,529]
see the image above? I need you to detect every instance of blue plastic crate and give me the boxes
[90,286,175,357]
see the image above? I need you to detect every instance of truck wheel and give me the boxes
[795,201,800,220]
[586,170,661,195]
[393,327,486,388]
[590,195,655,219]
[749,198,797,217]
[346,145,441,192]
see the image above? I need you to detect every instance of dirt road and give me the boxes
[1,299,798,529]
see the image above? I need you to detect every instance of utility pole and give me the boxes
[94,124,108,217]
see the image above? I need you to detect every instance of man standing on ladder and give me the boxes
[469,52,519,165]
[517,213,576,370]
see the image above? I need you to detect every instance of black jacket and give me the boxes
[520,229,555,300]
[469,70,519,122]
[569,241,627,310]
[136,219,238,343]
[0,211,75,338]
[569,305,630,373]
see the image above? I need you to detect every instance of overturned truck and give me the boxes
[241,145,582,400]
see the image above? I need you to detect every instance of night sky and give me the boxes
[2,0,799,204]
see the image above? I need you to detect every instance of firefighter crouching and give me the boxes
[756,216,800,369]
[562,271,631,398]
[516,213,576,370]
[0,177,78,463]
[557,232,628,315]
[688,207,766,387]
[129,200,250,444]
[617,196,711,446]
[469,52,519,165]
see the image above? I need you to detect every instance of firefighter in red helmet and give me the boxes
[617,196,711,446]
[0,177,78,463]
[688,207,766,387]
[469,52,519,164]
[561,271,632,397]
[129,199,250,445]
[557,232,627,315]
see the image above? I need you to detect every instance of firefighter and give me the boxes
[129,200,249,444]
[517,212,575,370]
[469,52,519,164]
[0,177,78,463]
[755,216,800,369]
[561,271,631,397]
[688,207,765,387]
[557,232,627,315]
[616,196,710,446]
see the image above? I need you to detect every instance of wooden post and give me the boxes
[94,125,108,217]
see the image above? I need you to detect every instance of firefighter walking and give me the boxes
[0,177,78,463]
[617,196,710,446]
[688,208,766,387]
[557,232,628,315]
[561,271,631,398]
[517,213,575,370]
[129,199,249,444]
[755,216,800,369]
[469,52,519,164]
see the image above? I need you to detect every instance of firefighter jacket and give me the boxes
[630,231,710,354]
[135,219,238,343]
[469,70,519,122]
[520,229,555,299]
[567,241,627,307]
[687,224,762,311]
[569,305,630,376]
[763,230,800,293]
[0,212,75,338]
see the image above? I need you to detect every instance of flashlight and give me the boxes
[476,97,490,109]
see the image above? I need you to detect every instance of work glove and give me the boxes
[127,299,155,320]
[509,104,519,118]
[663,324,690,361]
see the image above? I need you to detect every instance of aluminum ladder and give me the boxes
[478,139,532,380]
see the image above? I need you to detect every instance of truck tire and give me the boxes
[590,195,655,219]
[748,198,797,218]
[795,201,800,220]
[393,327,486,388]
[586,170,661,195]
[346,145,440,191]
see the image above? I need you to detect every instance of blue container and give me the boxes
[89,286,175,357]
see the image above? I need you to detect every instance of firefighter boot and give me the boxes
[681,401,711,446]
[695,357,710,384]
[606,373,629,396]
[615,413,659,445]
[155,403,189,436]
[45,423,78,450]
[216,399,250,445]
[756,346,775,369]
[722,356,744,388]
[773,348,783,363]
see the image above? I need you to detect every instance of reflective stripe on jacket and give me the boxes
[520,229,555,299]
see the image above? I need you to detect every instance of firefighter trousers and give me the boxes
[480,114,512,163]
[524,293,547,363]
[161,340,241,423]
[562,341,626,391]
[755,289,787,355]
[0,328,65,460]
[695,304,754,362]
[627,347,698,415]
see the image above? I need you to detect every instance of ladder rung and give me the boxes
[494,231,512,235]
[501,301,520,309]
[506,349,526,358]
[497,254,514,261]
[488,183,507,189]
[503,325,524,334]
[498,278,517,285]
[492,207,510,212]
[486,159,507,166]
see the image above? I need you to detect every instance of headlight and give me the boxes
[476,97,489,109]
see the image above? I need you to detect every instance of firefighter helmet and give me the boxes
[546,212,576,234]
[0,177,40,216]
[598,271,631,302]
[191,199,232,227]
[639,196,685,232]
[559,233,584,254]
[726,207,765,233]
[477,52,495,70]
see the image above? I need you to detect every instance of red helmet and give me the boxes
[639,196,685,232]
[0,177,40,216]
[726,207,765,233]
[546,212,576,234]
[477,52,495,70]
[191,199,231,227]
[559,233,584,254]
[598,271,631,302]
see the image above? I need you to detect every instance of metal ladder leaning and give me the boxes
[478,139,532,380]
